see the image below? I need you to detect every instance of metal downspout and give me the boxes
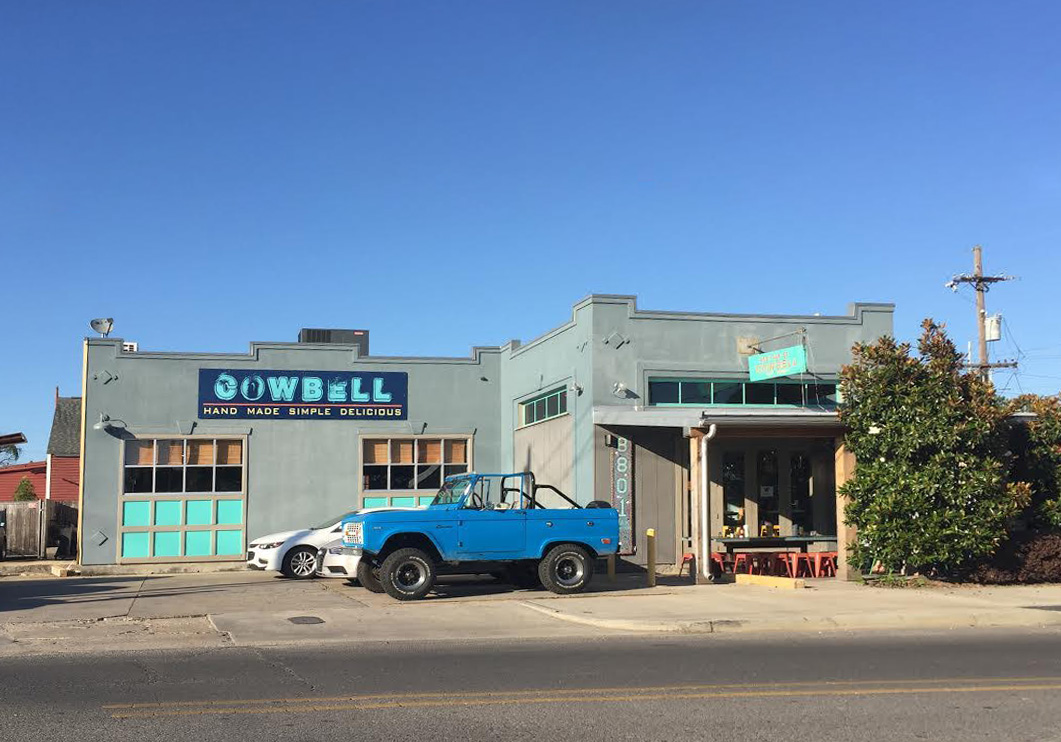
[700,424,717,579]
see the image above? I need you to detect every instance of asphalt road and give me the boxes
[2,629,1061,742]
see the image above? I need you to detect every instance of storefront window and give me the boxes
[119,437,246,562]
[520,388,569,426]
[757,450,779,536]
[648,378,838,408]
[790,452,813,535]
[648,381,679,405]
[361,437,471,508]
[722,452,746,536]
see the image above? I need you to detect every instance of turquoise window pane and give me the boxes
[186,500,214,525]
[185,530,213,557]
[417,496,434,507]
[154,500,182,526]
[391,496,416,507]
[216,500,243,525]
[121,532,149,558]
[215,529,243,556]
[122,501,150,527]
[153,531,181,557]
[363,497,388,508]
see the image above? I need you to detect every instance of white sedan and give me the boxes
[247,511,359,579]
[247,508,416,579]
[315,538,360,580]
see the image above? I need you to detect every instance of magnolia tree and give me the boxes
[838,320,1030,576]
[1011,394,1061,530]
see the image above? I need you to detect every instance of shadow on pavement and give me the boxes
[0,574,296,615]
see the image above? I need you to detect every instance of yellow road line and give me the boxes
[109,682,1061,719]
[102,675,1061,710]
[103,676,1061,709]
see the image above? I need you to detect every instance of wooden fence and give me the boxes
[0,500,78,558]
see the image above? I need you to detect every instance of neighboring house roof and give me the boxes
[47,397,82,457]
[0,432,27,447]
[0,460,47,475]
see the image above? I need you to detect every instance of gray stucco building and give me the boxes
[77,295,893,573]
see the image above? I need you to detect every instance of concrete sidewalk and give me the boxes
[521,579,1061,634]
[2,570,1061,655]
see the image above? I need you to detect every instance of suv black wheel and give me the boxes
[538,544,594,595]
[356,559,385,593]
[281,546,318,579]
[379,547,436,601]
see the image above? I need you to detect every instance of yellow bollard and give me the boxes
[646,528,657,587]
[606,553,616,583]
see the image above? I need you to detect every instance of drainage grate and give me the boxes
[288,615,325,625]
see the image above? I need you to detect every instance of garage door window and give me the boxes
[361,436,471,508]
[119,437,247,562]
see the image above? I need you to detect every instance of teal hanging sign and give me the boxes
[748,345,807,382]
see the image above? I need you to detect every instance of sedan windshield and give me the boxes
[310,511,358,531]
[431,477,473,506]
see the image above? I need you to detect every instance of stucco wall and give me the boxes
[78,295,894,565]
[81,340,504,565]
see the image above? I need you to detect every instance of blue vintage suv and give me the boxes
[341,472,619,600]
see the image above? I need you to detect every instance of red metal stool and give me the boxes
[795,553,816,578]
[679,552,697,578]
[749,552,772,575]
[774,552,797,578]
[733,553,751,574]
[814,552,837,577]
[710,552,728,574]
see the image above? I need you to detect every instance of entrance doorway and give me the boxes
[711,439,836,548]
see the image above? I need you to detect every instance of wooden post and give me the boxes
[646,528,657,587]
[834,437,858,580]
[606,553,616,582]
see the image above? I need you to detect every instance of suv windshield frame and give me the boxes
[431,476,474,506]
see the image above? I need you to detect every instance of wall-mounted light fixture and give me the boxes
[92,413,126,432]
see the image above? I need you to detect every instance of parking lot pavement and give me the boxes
[0,570,357,624]
[8,569,1061,656]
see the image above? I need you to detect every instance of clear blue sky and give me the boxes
[3,1,1060,460]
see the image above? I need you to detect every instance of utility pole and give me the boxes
[946,245,1017,382]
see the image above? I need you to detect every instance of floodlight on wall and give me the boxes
[92,413,125,432]
[90,318,114,338]
[612,382,628,398]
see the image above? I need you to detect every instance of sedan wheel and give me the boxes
[282,547,318,579]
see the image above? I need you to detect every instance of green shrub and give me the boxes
[839,320,1026,576]
[13,476,38,502]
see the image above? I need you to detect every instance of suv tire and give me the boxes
[356,559,385,593]
[379,547,436,601]
[538,544,594,595]
[281,546,318,579]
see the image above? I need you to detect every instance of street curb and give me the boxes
[519,601,724,633]
[735,574,806,589]
[518,601,1061,635]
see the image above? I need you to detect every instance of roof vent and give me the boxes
[297,329,369,355]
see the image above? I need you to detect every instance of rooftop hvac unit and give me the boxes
[297,328,369,355]
[122,341,139,353]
